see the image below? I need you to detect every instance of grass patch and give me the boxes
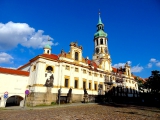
[51,102,57,105]
[35,102,57,107]
[0,108,6,110]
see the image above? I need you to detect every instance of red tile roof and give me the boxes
[0,67,29,76]
[40,54,59,60]
[87,60,98,68]
[112,67,117,73]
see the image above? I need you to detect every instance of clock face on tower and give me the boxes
[96,48,99,54]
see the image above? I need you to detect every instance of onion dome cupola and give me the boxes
[43,37,52,54]
[44,44,51,49]
[44,44,51,54]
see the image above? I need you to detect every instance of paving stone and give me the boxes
[0,104,160,120]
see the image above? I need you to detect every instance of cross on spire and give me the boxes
[99,9,101,15]
[98,9,103,25]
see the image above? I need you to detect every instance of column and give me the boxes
[95,40,97,47]
[34,61,46,85]
[103,39,105,45]
[98,38,100,45]
[70,65,74,88]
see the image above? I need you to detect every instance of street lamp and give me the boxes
[28,85,34,107]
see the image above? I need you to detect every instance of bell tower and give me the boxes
[92,12,112,72]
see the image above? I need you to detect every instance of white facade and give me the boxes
[0,14,139,107]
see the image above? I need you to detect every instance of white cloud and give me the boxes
[113,63,125,68]
[113,61,131,68]
[147,63,152,68]
[0,52,14,64]
[131,65,143,73]
[150,58,157,63]
[0,21,58,50]
[156,62,160,67]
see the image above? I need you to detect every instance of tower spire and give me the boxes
[98,10,103,25]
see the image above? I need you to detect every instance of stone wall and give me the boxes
[26,92,87,106]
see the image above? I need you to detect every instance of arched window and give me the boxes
[46,66,53,73]
[47,50,50,54]
[100,39,103,44]
[75,52,78,61]
[96,39,98,46]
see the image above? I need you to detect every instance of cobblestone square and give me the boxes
[0,104,160,120]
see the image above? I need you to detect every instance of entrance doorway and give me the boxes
[6,95,23,107]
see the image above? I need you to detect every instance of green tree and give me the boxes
[135,76,145,92]
[144,70,160,93]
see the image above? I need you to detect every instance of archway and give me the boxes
[5,95,24,107]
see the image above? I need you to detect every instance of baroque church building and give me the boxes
[0,14,138,107]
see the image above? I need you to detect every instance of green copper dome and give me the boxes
[44,44,51,49]
[94,30,107,38]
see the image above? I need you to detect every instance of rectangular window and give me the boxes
[94,73,97,77]
[94,83,97,90]
[74,80,78,88]
[83,81,86,89]
[65,65,70,70]
[89,72,92,76]
[65,79,69,87]
[100,74,102,78]
[89,83,91,90]
[75,67,79,72]
[83,69,86,74]
[75,52,79,61]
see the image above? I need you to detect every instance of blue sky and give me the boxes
[0,0,160,78]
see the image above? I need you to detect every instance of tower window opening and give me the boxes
[96,39,98,46]
[47,50,49,54]
[100,39,103,44]
[128,70,130,76]
[75,52,79,61]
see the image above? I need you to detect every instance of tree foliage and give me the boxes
[144,70,160,93]
[135,76,145,92]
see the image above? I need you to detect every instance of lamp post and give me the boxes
[58,86,61,106]
[28,85,34,108]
